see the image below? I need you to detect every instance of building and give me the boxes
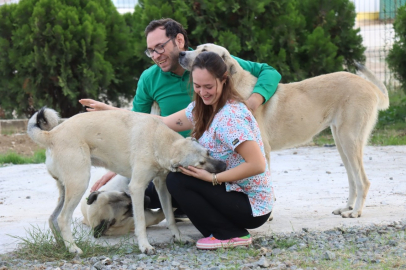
[351,0,406,20]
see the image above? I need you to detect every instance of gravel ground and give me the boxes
[1,220,405,270]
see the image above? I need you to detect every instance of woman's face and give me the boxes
[192,68,225,109]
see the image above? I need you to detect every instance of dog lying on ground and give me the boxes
[27,108,226,254]
[81,174,165,237]
[179,44,389,218]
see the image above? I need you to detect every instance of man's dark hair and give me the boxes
[145,18,189,50]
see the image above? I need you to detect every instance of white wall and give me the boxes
[350,0,380,13]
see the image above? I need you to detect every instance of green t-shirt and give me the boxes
[132,53,281,137]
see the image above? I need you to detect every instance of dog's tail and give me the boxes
[27,107,59,147]
[355,61,389,110]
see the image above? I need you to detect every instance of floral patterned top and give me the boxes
[185,101,273,216]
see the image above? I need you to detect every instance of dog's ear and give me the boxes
[87,191,101,205]
[229,64,237,75]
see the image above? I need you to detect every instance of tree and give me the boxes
[0,0,136,118]
[387,5,406,94]
[132,0,365,83]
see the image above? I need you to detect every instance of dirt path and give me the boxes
[1,145,405,254]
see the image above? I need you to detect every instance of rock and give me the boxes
[323,251,336,260]
[256,256,270,268]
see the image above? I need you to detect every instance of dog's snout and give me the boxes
[217,161,227,173]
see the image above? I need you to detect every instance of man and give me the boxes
[79,18,281,216]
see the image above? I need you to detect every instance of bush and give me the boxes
[387,5,406,95]
[133,0,365,83]
[0,0,137,118]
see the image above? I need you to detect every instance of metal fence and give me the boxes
[356,0,404,90]
[113,0,401,89]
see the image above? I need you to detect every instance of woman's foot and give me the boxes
[196,235,252,250]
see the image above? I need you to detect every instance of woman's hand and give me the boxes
[79,99,117,111]
[179,166,212,183]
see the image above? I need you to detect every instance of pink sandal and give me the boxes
[196,235,252,250]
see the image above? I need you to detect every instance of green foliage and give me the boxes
[134,0,365,83]
[0,0,136,118]
[377,89,406,127]
[387,6,406,95]
[0,149,45,165]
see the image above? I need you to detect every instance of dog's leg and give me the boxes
[331,120,372,218]
[128,171,155,254]
[56,170,90,254]
[49,179,65,242]
[331,125,357,215]
[153,177,184,242]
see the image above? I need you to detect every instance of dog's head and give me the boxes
[179,43,238,75]
[169,137,227,173]
[86,191,142,238]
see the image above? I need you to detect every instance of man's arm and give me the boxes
[232,55,281,112]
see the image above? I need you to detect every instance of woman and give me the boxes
[159,51,273,249]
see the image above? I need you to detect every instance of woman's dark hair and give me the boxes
[191,51,245,140]
[145,18,189,50]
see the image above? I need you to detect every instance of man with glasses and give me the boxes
[80,18,281,219]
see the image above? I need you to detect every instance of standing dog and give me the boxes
[81,174,165,237]
[27,108,226,254]
[179,44,389,218]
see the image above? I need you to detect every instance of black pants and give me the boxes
[166,172,271,240]
[144,181,180,209]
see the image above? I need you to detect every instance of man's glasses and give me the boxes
[145,38,173,58]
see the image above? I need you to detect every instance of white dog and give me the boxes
[81,174,165,237]
[27,108,226,254]
[179,44,389,219]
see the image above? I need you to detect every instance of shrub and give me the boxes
[387,5,406,95]
[133,0,365,83]
[0,0,136,118]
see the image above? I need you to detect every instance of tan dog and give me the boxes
[81,174,165,237]
[179,44,389,219]
[27,108,226,254]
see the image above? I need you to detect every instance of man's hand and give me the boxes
[179,166,212,183]
[245,93,265,114]
[79,99,118,111]
[90,171,117,192]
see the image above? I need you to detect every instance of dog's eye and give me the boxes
[206,150,210,156]
[202,49,207,52]
[199,161,206,165]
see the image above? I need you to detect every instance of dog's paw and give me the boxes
[332,206,353,215]
[140,244,156,255]
[68,245,83,255]
[174,234,195,245]
[341,210,361,218]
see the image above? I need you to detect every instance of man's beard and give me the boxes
[167,46,181,73]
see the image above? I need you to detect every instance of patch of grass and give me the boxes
[7,219,140,262]
[0,149,46,165]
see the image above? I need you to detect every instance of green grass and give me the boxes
[0,149,46,165]
[5,219,140,262]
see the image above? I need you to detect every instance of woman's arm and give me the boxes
[156,109,193,132]
[179,140,266,183]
